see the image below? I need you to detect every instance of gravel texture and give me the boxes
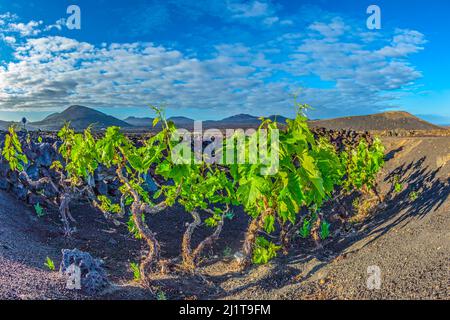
[0,136,448,300]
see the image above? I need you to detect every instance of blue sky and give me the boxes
[0,0,449,124]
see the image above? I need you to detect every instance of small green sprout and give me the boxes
[223,246,233,258]
[393,176,403,193]
[394,182,403,193]
[34,203,45,217]
[299,218,311,238]
[130,262,141,282]
[156,290,167,300]
[44,257,55,271]
[409,191,420,201]
[320,220,331,240]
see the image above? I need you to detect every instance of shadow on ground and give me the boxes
[204,155,449,299]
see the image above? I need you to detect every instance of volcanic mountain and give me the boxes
[31,105,132,130]
[124,116,195,129]
[0,120,16,131]
[309,111,444,131]
[4,106,445,132]
[123,116,154,127]
[124,113,287,129]
[167,116,195,127]
[220,114,287,124]
[202,114,287,129]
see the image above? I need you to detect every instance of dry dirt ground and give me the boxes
[0,136,448,300]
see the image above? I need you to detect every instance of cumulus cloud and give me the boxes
[227,0,285,27]
[8,20,43,36]
[0,36,285,114]
[44,19,66,32]
[276,20,425,117]
[0,12,427,119]
[0,12,45,42]
[308,17,349,39]
[1,35,16,44]
[378,29,426,57]
[228,1,272,18]
[0,12,19,25]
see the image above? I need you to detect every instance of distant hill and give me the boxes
[203,114,288,129]
[124,116,194,129]
[124,116,154,127]
[218,114,288,124]
[221,114,258,123]
[31,105,132,130]
[0,120,40,131]
[0,120,16,131]
[4,107,445,133]
[167,116,195,127]
[309,111,444,131]
[125,113,287,130]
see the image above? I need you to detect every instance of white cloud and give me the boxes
[8,20,43,36]
[0,12,19,25]
[0,12,65,40]
[44,18,66,32]
[226,0,285,27]
[1,35,16,44]
[0,13,427,119]
[275,19,426,117]
[228,1,271,18]
[0,37,287,115]
[308,17,349,39]
[378,29,426,57]
[263,16,279,26]
[280,19,294,26]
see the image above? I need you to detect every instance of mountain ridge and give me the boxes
[31,105,132,130]
[309,111,444,131]
[0,106,446,132]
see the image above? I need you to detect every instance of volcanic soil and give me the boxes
[0,135,448,300]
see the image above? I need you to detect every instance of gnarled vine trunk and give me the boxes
[279,222,291,255]
[116,167,168,280]
[19,171,77,236]
[18,171,57,208]
[311,213,322,248]
[238,210,269,270]
[59,192,75,236]
[279,215,307,255]
[192,217,224,263]
[182,210,202,271]
[131,202,162,278]
[182,210,225,272]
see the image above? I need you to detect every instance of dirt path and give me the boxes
[0,136,448,300]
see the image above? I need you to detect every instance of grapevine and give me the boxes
[2,125,97,235]
[0,102,386,283]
